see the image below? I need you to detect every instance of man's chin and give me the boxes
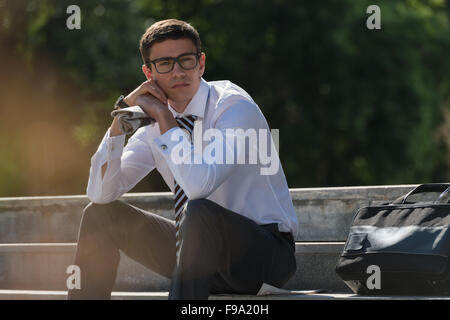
[168,95,193,111]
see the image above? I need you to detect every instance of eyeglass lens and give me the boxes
[154,54,198,73]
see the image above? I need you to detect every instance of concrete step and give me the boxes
[0,289,449,300]
[0,242,349,292]
[0,186,416,243]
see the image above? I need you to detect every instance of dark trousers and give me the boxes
[67,198,296,300]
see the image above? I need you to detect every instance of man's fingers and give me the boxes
[144,80,168,104]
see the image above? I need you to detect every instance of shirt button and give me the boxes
[161,144,168,150]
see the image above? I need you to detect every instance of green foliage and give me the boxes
[0,0,449,196]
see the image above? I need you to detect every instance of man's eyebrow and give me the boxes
[151,52,196,62]
[156,56,173,60]
[151,56,173,62]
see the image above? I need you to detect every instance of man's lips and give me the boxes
[171,83,189,88]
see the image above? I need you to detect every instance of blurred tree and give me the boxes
[0,0,449,196]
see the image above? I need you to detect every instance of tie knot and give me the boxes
[175,114,197,133]
[176,114,197,122]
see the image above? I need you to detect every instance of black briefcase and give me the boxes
[335,183,450,295]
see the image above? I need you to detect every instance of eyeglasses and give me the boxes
[148,52,201,74]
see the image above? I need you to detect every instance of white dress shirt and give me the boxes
[87,78,298,236]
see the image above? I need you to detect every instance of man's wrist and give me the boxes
[109,116,123,136]
[114,95,130,109]
[155,108,177,135]
[123,96,133,106]
[154,106,173,119]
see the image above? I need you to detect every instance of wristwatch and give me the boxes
[114,95,130,110]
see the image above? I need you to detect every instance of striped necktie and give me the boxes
[174,114,198,261]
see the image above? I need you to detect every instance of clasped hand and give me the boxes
[124,79,170,120]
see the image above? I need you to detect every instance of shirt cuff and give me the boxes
[152,126,191,162]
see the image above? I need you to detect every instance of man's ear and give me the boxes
[198,53,206,77]
[142,64,153,80]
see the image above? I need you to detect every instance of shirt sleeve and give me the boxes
[87,127,156,203]
[151,99,265,200]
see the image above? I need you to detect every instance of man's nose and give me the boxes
[172,61,186,77]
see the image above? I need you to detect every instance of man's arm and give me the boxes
[101,79,173,180]
[101,116,122,179]
[151,99,266,200]
[87,125,156,203]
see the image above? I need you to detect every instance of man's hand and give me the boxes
[138,93,177,135]
[129,81,177,135]
[135,93,169,120]
[124,79,167,107]
[105,79,176,178]
[111,79,177,135]
[124,79,176,128]
[109,80,167,137]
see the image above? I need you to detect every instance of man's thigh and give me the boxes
[198,201,296,294]
[89,200,177,279]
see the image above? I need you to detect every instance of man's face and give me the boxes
[143,38,205,111]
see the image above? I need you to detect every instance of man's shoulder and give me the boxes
[205,80,265,126]
[207,80,255,106]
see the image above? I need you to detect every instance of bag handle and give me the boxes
[392,183,450,204]
[436,186,450,204]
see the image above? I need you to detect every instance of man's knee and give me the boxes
[185,199,214,218]
[82,200,122,224]
[181,199,223,255]
[183,199,218,230]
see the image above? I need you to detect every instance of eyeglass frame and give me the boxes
[146,52,202,74]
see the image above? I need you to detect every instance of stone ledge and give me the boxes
[0,242,345,253]
[0,185,420,293]
[0,185,418,242]
[0,242,347,292]
[0,289,449,300]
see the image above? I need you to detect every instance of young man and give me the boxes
[68,19,298,300]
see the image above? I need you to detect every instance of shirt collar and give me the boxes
[168,78,209,119]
